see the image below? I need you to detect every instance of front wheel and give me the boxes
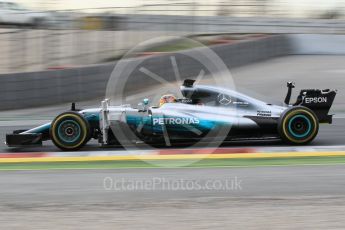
[50,112,91,151]
[278,106,319,145]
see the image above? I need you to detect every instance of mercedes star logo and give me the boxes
[218,94,232,105]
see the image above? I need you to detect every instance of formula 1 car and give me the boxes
[6,80,336,151]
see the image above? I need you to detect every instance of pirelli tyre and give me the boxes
[50,112,91,151]
[278,106,319,145]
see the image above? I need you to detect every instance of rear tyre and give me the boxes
[50,112,91,151]
[278,106,319,145]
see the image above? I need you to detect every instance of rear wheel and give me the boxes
[278,106,319,145]
[50,112,91,151]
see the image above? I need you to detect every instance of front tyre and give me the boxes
[278,106,319,145]
[50,112,91,151]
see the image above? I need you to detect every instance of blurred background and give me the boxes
[0,0,345,112]
[1,0,345,73]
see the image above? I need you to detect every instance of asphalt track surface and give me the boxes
[1,166,345,229]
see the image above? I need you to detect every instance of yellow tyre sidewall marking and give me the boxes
[282,109,318,143]
[51,114,88,149]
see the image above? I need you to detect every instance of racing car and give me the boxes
[6,80,336,151]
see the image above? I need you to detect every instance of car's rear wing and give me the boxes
[294,88,337,124]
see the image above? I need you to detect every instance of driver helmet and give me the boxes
[159,94,177,107]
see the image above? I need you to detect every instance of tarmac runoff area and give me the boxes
[1,165,345,229]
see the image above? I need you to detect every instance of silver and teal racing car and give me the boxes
[6,80,337,151]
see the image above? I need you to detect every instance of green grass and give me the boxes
[1,156,345,170]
